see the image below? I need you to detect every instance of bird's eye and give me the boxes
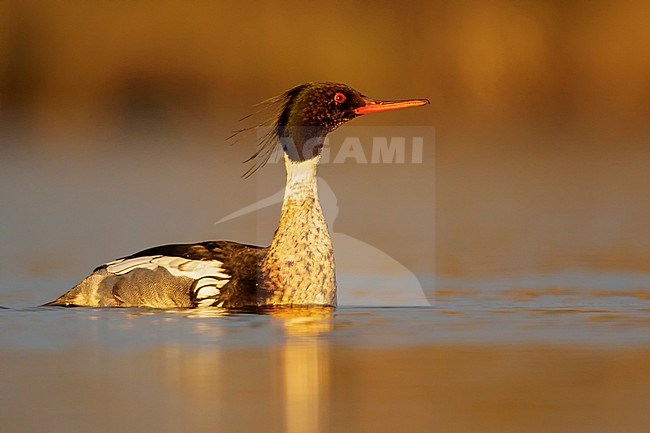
[334,92,346,103]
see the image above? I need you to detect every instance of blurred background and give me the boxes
[2,3,650,433]
[1,0,649,291]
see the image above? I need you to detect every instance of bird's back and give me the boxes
[45,241,267,308]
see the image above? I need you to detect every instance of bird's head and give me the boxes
[276,82,429,161]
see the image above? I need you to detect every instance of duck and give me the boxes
[45,82,429,308]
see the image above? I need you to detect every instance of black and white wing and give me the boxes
[46,241,266,308]
[104,254,231,307]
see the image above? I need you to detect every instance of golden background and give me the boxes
[2,3,650,432]
[1,0,648,279]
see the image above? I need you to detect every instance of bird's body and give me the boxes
[52,241,263,308]
[45,82,428,309]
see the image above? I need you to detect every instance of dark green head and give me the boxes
[276,82,429,162]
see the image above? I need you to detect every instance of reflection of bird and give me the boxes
[216,178,430,307]
[45,82,429,308]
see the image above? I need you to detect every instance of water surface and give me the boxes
[2,272,650,433]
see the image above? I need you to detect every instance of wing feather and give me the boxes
[104,255,232,308]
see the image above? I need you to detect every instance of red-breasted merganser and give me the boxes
[45,82,429,309]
